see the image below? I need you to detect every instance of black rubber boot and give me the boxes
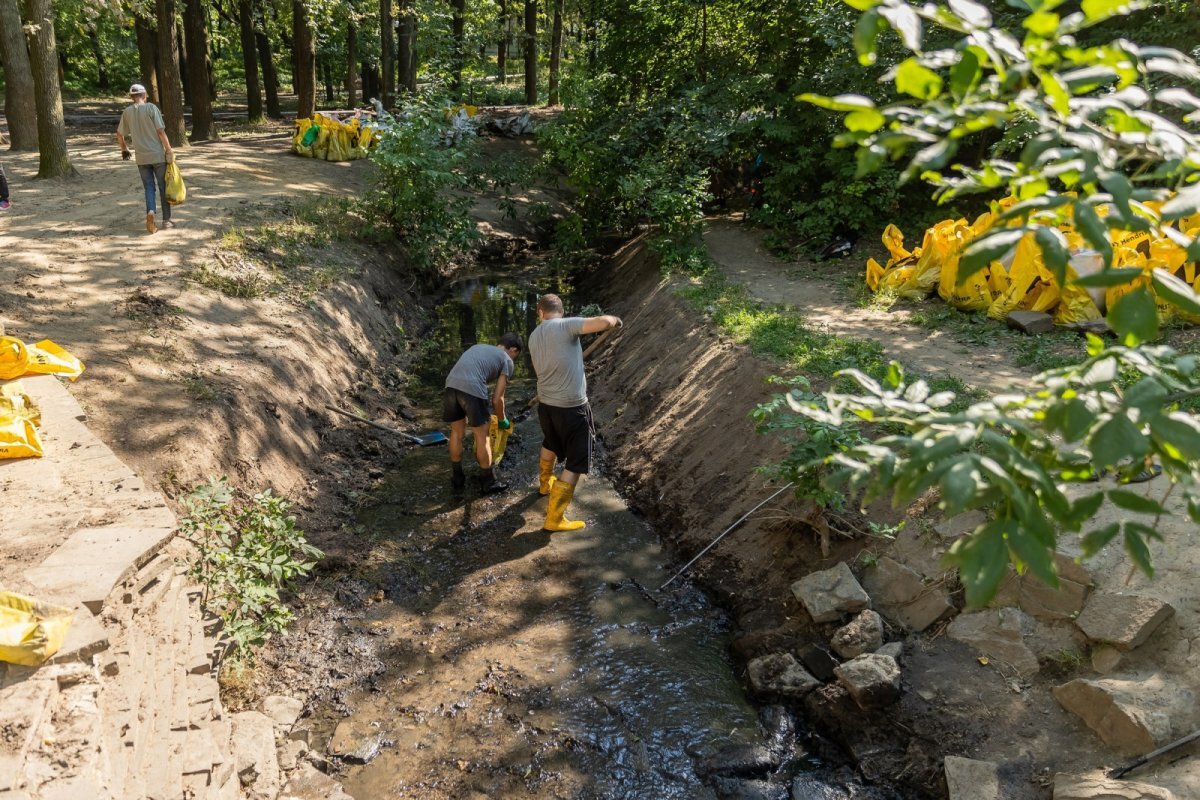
[451,461,466,497]
[478,467,509,495]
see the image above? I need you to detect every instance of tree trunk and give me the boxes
[88,27,110,90]
[321,56,334,102]
[523,0,536,105]
[255,0,281,118]
[396,0,414,95]
[293,0,315,119]
[548,0,563,105]
[450,0,465,95]
[496,0,506,85]
[155,0,187,146]
[0,0,39,150]
[177,24,190,107]
[21,0,75,176]
[184,0,216,140]
[134,15,159,105]
[380,0,393,107]
[345,17,357,106]
[238,0,263,120]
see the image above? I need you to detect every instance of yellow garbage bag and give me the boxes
[26,339,85,381]
[0,414,42,459]
[165,161,186,206]
[987,233,1061,320]
[0,591,73,666]
[937,217,994,312]
[488,414,512,466]
[0,380,40,426]
[874,225,939,299]
[1053,265,1105,326]
[0,336,30,380]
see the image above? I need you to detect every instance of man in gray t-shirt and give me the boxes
[443,332,522,496]
[528,293,621,532]
[116,82,175,234]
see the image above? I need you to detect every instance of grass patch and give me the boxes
[190,262,270,299]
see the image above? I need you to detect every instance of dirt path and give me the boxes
[703,218,1031,394]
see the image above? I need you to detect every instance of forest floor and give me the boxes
[3,108,1198,799]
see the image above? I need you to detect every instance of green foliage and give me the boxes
[367,99,480,271]
[180,478,323,662]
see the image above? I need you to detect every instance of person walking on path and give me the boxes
[116,83,175,234]
[528,294,621,532]
[444,332,523,497]
[0,163,11,210]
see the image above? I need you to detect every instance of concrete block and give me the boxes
[1007,310,1055,335]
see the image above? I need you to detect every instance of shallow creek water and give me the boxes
[332,277,874,798]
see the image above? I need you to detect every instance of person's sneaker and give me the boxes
[145,212,157,234]
[161,220,175,229]
[0,199,11,211]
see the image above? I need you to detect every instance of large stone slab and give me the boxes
[790,562,870,624]
[834,653,900,709]
[24,526,176,613]
[831,610,884,659]
[47,603,110,664]
[1052,675,1189,754]
[947,608,1040,675]
[0,679,54,792]
[1052,773,1176,799]
[746,653,820,699]
[231,711,281,799]
[279,763,354,800]
[1074,593,1174,651]
[861,556,953,632]
[944,756,999,800]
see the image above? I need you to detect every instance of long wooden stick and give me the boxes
[1108,727,1200,779]
[325,404,424,444]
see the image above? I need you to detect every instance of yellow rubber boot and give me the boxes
[538,457,556,496]
[544,481,586,532]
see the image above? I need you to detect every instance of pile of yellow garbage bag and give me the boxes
[0,591,73,666]
[865,200,1200,326]
[292,113,378,162]
[0,336,84,460]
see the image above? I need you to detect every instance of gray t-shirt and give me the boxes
[529,317,586,408]
[445,344,514,400]
[117,103,166,165]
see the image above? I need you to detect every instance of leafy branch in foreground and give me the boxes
[180,478,323,662]
[769,0,1200,603]
[785,341,1200,607]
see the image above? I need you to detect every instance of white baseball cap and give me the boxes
[129,83,147,96]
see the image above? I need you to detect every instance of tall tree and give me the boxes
[345,15,357,107]
[450,0,465,95]
[21,0,75,176]
[238,0,263,121]
[0,0,38,150]
[380,0,393,107]
[547,0,563,105]
[255,0,281,118]
[523,0,536,104]
[133,14,160,105]
[87,26,110,91]
[396,0,414,94]
[183,0,216,140]
[496,0,507,84]
[155,0,187,146]
[293,0,315,118]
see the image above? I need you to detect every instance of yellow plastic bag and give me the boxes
[0,591,73,666]
[0,414,42,459]
[1054,265,1105,326]
[165,161,186,206]
[937,218,994,312]
[0,381,40,426]
[487,414,511,466]
[0,335,30,380]
[987,233,1061,320]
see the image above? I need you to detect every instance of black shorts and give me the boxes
[537,402,592,474]
[442,388,490,428]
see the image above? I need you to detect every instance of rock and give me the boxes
[1052,676,1186,754]
[1074,594,1174,651]
[711,776,789,800]
[790,563,870,624]
[991,554,1093,621]
[798,644,839,682]
[860,557,953,633]
[1091,646,1123,674]
[758,706,795,752]
[876,642,903,661]
[830,610,884,659]
[944,756,1000,800]
[279,762,355,800]
[934,510,986,540]
[263,695,304,732]
[791,775,854,799]
[947,608,1040,675]
[231,711,282,800]
[1052,773,1176,799]
[277,737,309,772]
[746,653,820,699]
[1007,310,1055,335]
[328,718,385,764]
[833,653,901,709]
[697,744,781,778]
